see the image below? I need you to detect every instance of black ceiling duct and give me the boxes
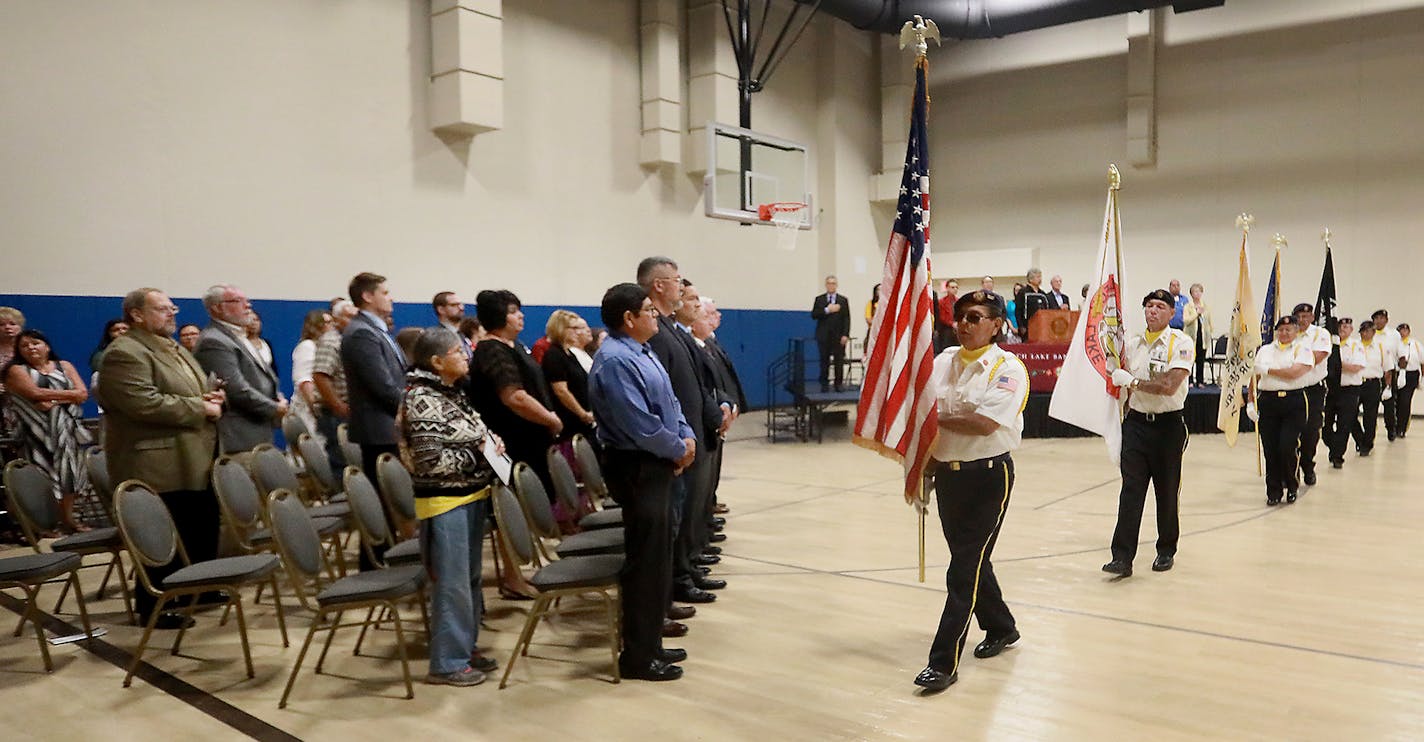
[800,0,1225,38]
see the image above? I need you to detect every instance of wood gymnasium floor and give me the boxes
[3,423,1423,741]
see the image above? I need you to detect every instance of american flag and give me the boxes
[854,55,938,505]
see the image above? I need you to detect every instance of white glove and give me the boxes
[1246,402,1259,422]
[1382,386,1393,401]
[1397,374,1407,389]
[1111,368,1136,388]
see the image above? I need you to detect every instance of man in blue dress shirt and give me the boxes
[1168,279,1189,330]
[589,283,696,682]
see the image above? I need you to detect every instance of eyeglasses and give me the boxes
[221,298,251,306]
[960,310,992,324]
[151,305,180,315]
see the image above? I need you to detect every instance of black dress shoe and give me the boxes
[702,546,722,555]
[1151,555,1174,572]
[695,566,710,575]
[662,619,688,638]
[913,666,957,692]
[673,586,717,604]
[1331,460,1343,469]
[708,533,727,543]
[620,658,683,681]
[973,630,1020,659]
[1359,448,1372,457]
[1285,491,1298,504]
[1266,496,1280,506]
[1101,560,1132,577]
[667,605,696,620]
[712,517,726,527]
[658,647,687,664]
[693,554,721,566]
[693,577,726,590]
[1302,470,1317,486]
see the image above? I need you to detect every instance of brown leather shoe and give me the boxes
[662,619,688,638]
[713,503,729,514]
[667,605,697,620]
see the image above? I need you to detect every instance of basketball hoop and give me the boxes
[758,201,807,251]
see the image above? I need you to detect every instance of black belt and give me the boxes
[937,452,1011,471]
[1260,388,1305,398]
[1126,409,1183,423]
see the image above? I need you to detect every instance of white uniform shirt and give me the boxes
[1295,324,1333,386]
[1359,337,1388,379]
[1254,340,1314,391]
[1123,328,1194,413]
[929,344,1029,463]
[1379,326,1402,372]
[1401,338,1423,373]
[1338,336,1366,387]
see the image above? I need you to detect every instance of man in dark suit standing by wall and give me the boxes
[194,284,286,459]
[1014,268,1050,341]
[811,275,851,391]
[1044,274,1072,311]
[100,287,224,629]
[341,272,406,569]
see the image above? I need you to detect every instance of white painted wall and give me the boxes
[0,0,883,311]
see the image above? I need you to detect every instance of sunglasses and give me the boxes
[960,310,994,324]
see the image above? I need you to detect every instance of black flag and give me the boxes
[1315,246,1337,335]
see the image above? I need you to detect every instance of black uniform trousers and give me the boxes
[1353,378,1383,453]
[817,339,845,388]
[1324,384,1361,464]
[135,488,221,621]
[1383,375,1398,439]
[1259,389,1307,499]
[1297,383,1326,477]
[927,455,1016,675]
[1111,410,1186,564]
[603,448,674,668]
[1396,370,1419,436]
[671,451,712,595]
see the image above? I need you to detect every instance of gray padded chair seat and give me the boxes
[577,509,623,531]
[50,526,123,552]
[554,527,624,558]
[529,554,624,591]
[315,565,426,607]
[384,538,421,566]
[161,554,279,590]
[309,502,351,520]
[0,552,82,583]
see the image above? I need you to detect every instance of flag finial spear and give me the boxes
[899,15,941,55]
[1271,232,1288,250]
[1236,213,1254,233]
[1321,228,1333,248]
[1108,163,1121,191]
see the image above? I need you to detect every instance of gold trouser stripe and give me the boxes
[951,463,1012,676]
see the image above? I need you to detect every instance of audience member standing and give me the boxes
[194,284,285,458]
[1013,268,1049,340]
[810,275,851,391]
[177,323,201,353]
[0,306,26,434]
[290,309,332,446]
[100,288,223,629]
[1044,274,1072,310]
[1396,323,1420,437]
[88,319,130,370]
[676,281,734,568]
[312,299,357,476]
[432,291,471,357]
[1167,279,1189,330]
[589,283,694,682]
[4,329,91,531]
[1182,284,1213,387]
[341,272,407,569]
[245,310,278,380]
[541,309,597,448]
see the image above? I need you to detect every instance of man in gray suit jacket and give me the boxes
[194,284,287,456]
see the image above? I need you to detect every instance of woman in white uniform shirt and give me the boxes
[913,290,1029,694]
[1353,321,1389,456]
[1252,316,1314,505]
[1325,318,1366,469]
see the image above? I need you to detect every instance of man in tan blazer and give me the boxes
[99,287,224,628]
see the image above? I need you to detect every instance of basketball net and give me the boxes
[758,202,807,251]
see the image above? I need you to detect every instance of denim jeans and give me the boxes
[424,497,488,675]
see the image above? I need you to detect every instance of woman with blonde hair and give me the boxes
[541,309,597,445]
[1182,283,1214,387]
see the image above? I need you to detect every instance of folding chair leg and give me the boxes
[125,604,165,687]
[389,603,414,700]
[171,594,202,656]
[52,575,72,615]
[70,572,95,642]
[315,610,344,673]
[114,560,135,624]
[500,595,546,689]
[352,605,379,657]
[97,557,116,596]
[232,593,255,679]
[12,606,26,637]
[21,585,54,673]
[219,600,233,627]
[279,615,324,708]
[253,580,266,606]
[268,576,290,647]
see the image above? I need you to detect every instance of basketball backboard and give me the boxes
[703,121,812,229]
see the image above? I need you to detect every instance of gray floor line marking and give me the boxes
[0,592,302,742]
[1032,478,1120,510]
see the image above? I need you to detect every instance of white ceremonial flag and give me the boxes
[1217,230,1257,446]
[1049,169,1127,464]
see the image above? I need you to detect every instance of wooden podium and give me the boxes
[1027,309,1078,343]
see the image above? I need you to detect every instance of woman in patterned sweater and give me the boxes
[398,327,503,687]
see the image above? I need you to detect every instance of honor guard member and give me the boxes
[1251,317,1315,505]
[1290,304,1332,486]
[1324,318,1365,469]
[1353,321,1389,456]
[913,290,1029,693]
[1370,310,1401,441]
[1102,289,1193,578]
[1395,323,1421,437]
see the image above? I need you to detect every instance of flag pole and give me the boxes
[918,477,927,583]
[1251,376,1262,476]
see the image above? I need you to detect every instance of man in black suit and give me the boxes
[1044,274,1072,311]
[193,283,286,457]
[340,271,406,570]
[810,276,851,391]
[692,294,745,525]
[1014,268,1050,341]
[637,257,728,613]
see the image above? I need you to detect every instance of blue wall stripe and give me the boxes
[0,294,813,416]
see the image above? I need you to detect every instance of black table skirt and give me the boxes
[1023,387,1253,439]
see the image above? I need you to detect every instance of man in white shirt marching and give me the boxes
[1325,318,1366,469]
[1252,316,1315,505]
[1291,303,1333,486]
[1353,321,1389,456]
[1393,323,1420,438]
[1370,310,1401,441]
